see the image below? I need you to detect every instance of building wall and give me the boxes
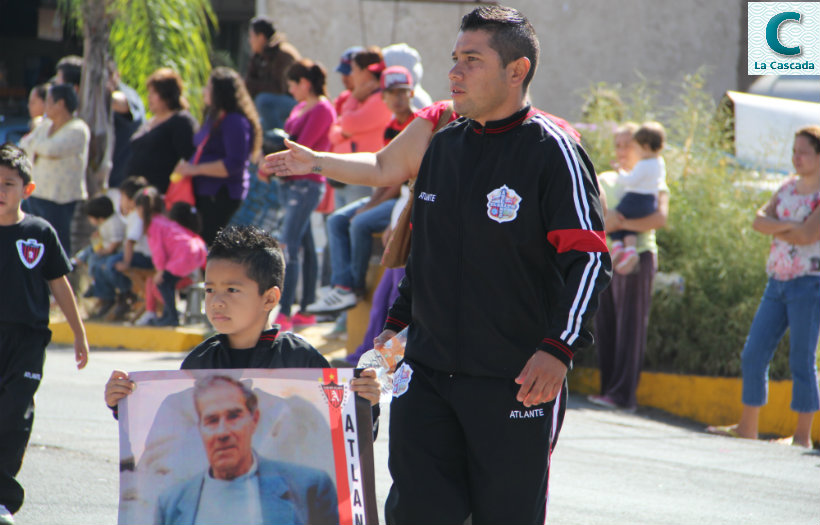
[262,0,745,121]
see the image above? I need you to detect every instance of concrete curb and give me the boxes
[569,366,820,443]
[50,321,208,352]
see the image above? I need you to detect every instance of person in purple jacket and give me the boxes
[176,67,263,245]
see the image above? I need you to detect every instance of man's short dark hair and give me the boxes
[0,143,32,185]
[193,375,258,420]
[208,225,285,294]
[56,55,83,87]
[85,195,115,220]
[119,175,149,200]
[49,84,79,113]
[460,5,539,91]
[250,16,275,39]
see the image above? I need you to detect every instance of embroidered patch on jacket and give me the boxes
[486,185,522,223]
[392,362,413,398]
[16,239,45,269]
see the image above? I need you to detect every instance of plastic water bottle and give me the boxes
[356,327,408,403]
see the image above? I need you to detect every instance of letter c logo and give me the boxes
[766,11,802,56]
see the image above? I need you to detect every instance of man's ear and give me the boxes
[508,56,531,88]
[23,182,36,198]
[263,286,282,311]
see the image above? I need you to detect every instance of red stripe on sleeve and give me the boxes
[547,229,608,253]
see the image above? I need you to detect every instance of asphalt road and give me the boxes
[13,344,820,525]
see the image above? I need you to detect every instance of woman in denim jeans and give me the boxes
[709,125,820,448]
[273,59,336,331]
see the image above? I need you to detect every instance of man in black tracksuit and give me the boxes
[379,6,612,525]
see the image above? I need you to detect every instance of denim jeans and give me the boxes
[92,251,153,301]
[278,179,323,316]
[26,196,78,256]
[157,271,181,324]
[228,164,282,234]
[255,93,296,132]
[327,196,396,291]
[741,275,820,412]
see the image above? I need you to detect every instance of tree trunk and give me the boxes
[71,0,114,261]
[79,0,114,197]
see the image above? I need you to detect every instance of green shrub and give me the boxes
[578,71,798,379]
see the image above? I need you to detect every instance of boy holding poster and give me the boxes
[105,224,380,409]
[105,225,380,524]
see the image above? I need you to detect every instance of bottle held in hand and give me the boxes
[356,327,408,402]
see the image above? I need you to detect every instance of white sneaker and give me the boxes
[0,505,14,525]
[134,311,157,326]
[305,287,357,314]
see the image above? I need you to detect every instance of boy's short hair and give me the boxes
[634,121,666,153]
[119,175,149,200]
[0,143,32,185]
[208,225,285,294]
[85,195,115,219]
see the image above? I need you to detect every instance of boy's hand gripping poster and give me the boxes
[116,369,377,525]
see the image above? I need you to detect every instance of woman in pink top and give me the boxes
[274,59,337,331]
[329,47,393,155]
[135,188,207,327]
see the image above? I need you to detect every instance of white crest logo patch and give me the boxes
[486,185,522,223]
[16,239,45,269]
[392,362,413,398]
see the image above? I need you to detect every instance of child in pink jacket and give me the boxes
[134,188,207,326]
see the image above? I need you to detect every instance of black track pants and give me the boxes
[385,359,567,525]
[0,325,50,514]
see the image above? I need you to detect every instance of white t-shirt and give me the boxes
[124,210,151,257]
[617,156,666,195]
[98,214,126,251]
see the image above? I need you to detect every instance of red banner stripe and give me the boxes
[324,368,353,524]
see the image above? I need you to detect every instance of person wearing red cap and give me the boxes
[306,48,397,314]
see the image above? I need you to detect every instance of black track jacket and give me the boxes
[384,105,612,378]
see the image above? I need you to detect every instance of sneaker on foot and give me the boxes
[291,312,316,327]
[305,287,357,314]
[587,394,619,409]
[275,312,293,332]
[616,247,639,274]
[0,505,14,525]
[134,311,157,326]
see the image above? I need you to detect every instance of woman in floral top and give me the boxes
[709,125,820,448]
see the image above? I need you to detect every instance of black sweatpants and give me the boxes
[385,359,567,525]
[0,325,50,514]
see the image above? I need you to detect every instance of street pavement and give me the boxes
[14,344,820,525]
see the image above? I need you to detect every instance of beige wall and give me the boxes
[263,0,744,121]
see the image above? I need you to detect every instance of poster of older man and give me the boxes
[116,369,376,525]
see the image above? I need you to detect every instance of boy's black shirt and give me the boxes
[0,214,71,330]
[180,327,330,369]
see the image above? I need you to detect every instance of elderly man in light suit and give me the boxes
[154,375,339,525]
